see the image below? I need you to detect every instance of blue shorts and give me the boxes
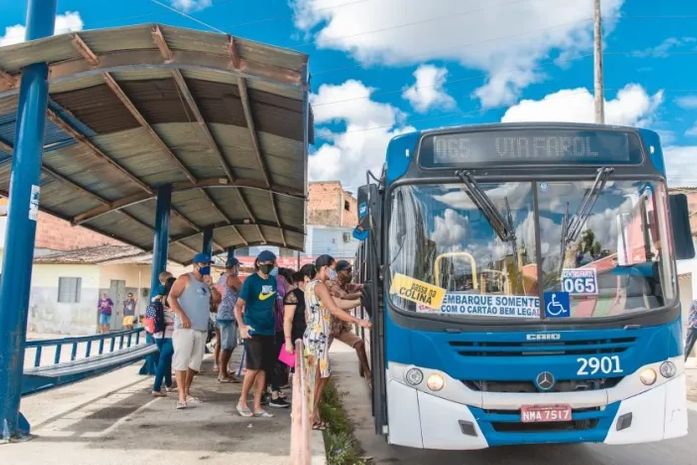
[216,320,237,351]
[99,313,111,326]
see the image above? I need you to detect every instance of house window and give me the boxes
[344,200,350,211]
[58,277,82,303]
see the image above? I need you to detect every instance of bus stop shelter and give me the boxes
[0,7,311,441]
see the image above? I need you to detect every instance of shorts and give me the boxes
[122,315,135,327]
[331,328,362,349]
[217,320,237,351]
[245,334,275,372]
[172,329,206,372]
[99,313,111,326]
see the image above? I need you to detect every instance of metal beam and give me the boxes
[197,188,250,247]
[0,139,154,233]
[102,72,197,184]
[70,178,304,225]
[46,108,153,193]
[169,205,224,252]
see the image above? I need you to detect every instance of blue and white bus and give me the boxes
[353,123,695,449]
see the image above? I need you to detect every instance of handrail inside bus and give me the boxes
[434,252,478,290]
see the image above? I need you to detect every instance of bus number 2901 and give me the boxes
[576,356,623,376]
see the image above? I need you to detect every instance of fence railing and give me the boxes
[22,327,156,395]
[290,339,316,465]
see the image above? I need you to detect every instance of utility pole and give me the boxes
[593,0,605,124]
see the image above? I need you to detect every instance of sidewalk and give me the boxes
[1,349,324,465]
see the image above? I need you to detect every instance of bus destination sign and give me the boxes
[419,129,642,167]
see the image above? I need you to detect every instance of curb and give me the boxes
[311,429,327,465]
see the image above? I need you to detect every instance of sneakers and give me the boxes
[260,393,270,406]
[268,397,290,408]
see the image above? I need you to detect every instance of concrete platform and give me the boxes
[2,350,324,465]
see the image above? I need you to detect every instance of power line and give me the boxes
[149,0,226,33]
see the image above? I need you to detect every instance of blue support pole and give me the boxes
[202,227,213,257]
[140,184,171,376]
[226,246,235,262]
[0,0,57,442]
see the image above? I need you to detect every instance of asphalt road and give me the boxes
[330,349,697,465]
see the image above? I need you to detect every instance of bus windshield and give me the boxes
[387,180,675,321]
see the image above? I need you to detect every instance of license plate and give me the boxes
[520,404,572,423]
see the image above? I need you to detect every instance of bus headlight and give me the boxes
[426,373,445,391]
[405,368,424,386]
[639,368,657,385]
[660,361,677,378]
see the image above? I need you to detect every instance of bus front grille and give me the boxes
[448,337,636,357]
[463,377,623,393]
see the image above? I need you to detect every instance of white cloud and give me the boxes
[292,0,624,108]
[686,123,697,137]
[676,95,697,109]
[170,0,212,12]
[501,84,663,127]
[309,79,414,188]
[402,64,455,113]
[664,146,697,187]
[432,209,468,248]
[0,11,83,46]
[632,36,696,58]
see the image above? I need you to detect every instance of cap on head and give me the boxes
[336,260,351,272]
[256,250,277,263]
[315,254,335,268]
[192,252,212,264]
[226,256,240,268]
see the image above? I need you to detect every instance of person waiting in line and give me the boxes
[283,267,311,377]
[235,250,278,418]
[152,277,176,397]
[98,292,114,333]
[264,265,291,408]
[168,253,215,410]
[216,256,242,383]
[304,255,371,430]
[333,260,372,383]
[122,292,138,330]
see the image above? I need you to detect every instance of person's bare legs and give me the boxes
[253,370,267,412]
[185,368,197,397]
[354,341,371,379]
[239,368,259,409]
[175,370,188,403]
[313,372,329,424]
[213,327,221,371]
[219,349,233,379]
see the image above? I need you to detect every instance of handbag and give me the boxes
[278,345,296,368]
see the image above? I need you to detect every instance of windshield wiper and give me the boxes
[456,170,515,242]
[561,167,614,246]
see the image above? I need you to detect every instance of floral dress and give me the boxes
[303,280,332,378]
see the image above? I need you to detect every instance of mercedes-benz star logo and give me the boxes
[535,371,556,391]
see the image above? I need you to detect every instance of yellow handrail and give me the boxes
[434,252,478,289]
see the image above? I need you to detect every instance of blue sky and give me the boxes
[2,0,697,189]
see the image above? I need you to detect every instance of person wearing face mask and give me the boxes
[234,250,278,418]
[304,254,371,430]
[167,253,214,410]
[216,256,242,383]
[331,260,372,383]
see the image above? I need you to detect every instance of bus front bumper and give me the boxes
[385,359,687,450]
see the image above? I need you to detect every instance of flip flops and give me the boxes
[237,403,254,417]
[254,409,274,418]
[176,401,187,410]
[312,421,328,430]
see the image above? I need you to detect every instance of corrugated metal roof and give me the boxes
[0,24,310,264]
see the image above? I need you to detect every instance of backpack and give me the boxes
[144,301,165,334]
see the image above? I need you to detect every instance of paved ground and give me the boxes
[1,349,323,465]
[331,348,697,465]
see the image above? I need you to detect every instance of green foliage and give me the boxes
[320,381,370,465]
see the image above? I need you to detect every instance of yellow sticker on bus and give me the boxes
[389,273,446,309]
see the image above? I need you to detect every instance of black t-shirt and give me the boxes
[284,288,307,342]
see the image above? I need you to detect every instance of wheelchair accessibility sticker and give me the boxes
[544,291,570,318]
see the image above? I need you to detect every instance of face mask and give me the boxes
[270,267,279,277]
[198,266,211,276]
[328,268,338,281]
[259,264,274,275]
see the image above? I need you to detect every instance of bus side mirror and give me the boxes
[357,185,372,231]
[669,194,695,260]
